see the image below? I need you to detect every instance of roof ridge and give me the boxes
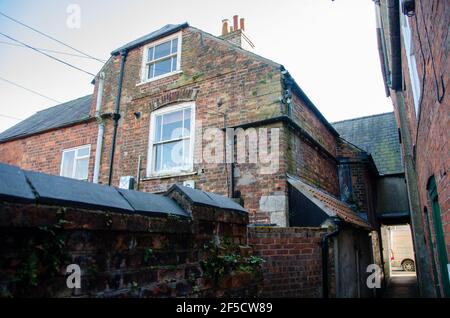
[188,26,281,68]
[331,111,394,125]
[36,94,92,113]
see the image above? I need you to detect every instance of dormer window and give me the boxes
[141,32,182,82]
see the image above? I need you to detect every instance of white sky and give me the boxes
[0,0,393,133]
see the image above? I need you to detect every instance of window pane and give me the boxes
[77,147,89,157]
[147,47,154,61]
[61,150,75,177]
[171,39,178,54]
[154,144,162,171]
[154,141,184,172]
[183,138,191,166]
[74,157,89,180]
[171,56,177,71]
[154,41,171,60]
[155,115,163,142]
[183,108,191,137]
[153,58,172,77]
[161,110,183,141]
[147,63,154,79]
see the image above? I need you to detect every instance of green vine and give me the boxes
[201,239,264,286]
[12,210,70,296]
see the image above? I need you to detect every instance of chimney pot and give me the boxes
[233,15,239,31]
[239,18,245,31]
[221,19,230,35]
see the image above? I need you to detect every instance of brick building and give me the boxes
[374,0,449,297]
[0,16,401,297]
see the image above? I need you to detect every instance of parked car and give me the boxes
[390,226,416,272]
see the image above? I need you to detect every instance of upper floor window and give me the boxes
[147,103,195,176]
[141,33,181,82]
[60,145,90,180]
[401,14,421,117]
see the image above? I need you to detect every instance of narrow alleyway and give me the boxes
[383,274,419,298]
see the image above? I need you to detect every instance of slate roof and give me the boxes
[287,174,371,229]
[111,23,189,55]
[0,95,92,143]
[168,184,248,214]
[0,163,247,218]
[0,162,189,218]
[332,112,403,175]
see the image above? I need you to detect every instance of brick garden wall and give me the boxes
[248,227,333,298]
[0,200,260,298]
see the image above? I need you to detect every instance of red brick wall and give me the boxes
[0,25,342,226]
[383,0,450,296]
[336,139,377,223]
[396,0,449,273]
[290,93,337,157]
[0,199,258,298]
[248,227,332,297]
[286,130,339,197]
[93,26,339,225]
[0,121,98,181]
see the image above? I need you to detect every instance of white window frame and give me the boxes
[140,32,182,84]
[147,102,195,177]
[59,144,91,180]
[401,14,421,118]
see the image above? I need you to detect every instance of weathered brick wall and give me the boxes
[336,139,377,224]
[0,200,260,298]
[0,25,344,227]
[286,129,339,197]
[0,121,98,181]
[248,227,332,297]
[94,27,288,224]
[396,0,449,283]
[290,93,337,157]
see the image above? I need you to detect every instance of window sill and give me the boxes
[143,170,197,181]
[137,70,183,87]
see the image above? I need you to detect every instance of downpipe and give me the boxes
[321,217,340,298]
[108,49,128,186]
[93,72,105,184]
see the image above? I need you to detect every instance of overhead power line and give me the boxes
[0,76,61,103]
[0,32,96,77]
[0,40,106,61]
[0,11,105,63]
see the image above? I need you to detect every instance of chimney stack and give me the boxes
[219,15,255,51]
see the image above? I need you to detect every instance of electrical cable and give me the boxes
[0,32,96,77]
[0,11,105,63]
[0,76,61,103]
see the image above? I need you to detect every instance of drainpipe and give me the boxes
[387,0,402,90]
[374,0,391,96]
[108,49,127,186]
[93,72,105,184]
[321,217,340,298]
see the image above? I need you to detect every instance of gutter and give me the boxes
[280,66,340,137]
[107,49,128,186]
[321,217,341,298]
[387,0,402,90]
[374,0,391,96]
[93,72,105,184]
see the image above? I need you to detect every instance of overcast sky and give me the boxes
[0,0,393,133]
